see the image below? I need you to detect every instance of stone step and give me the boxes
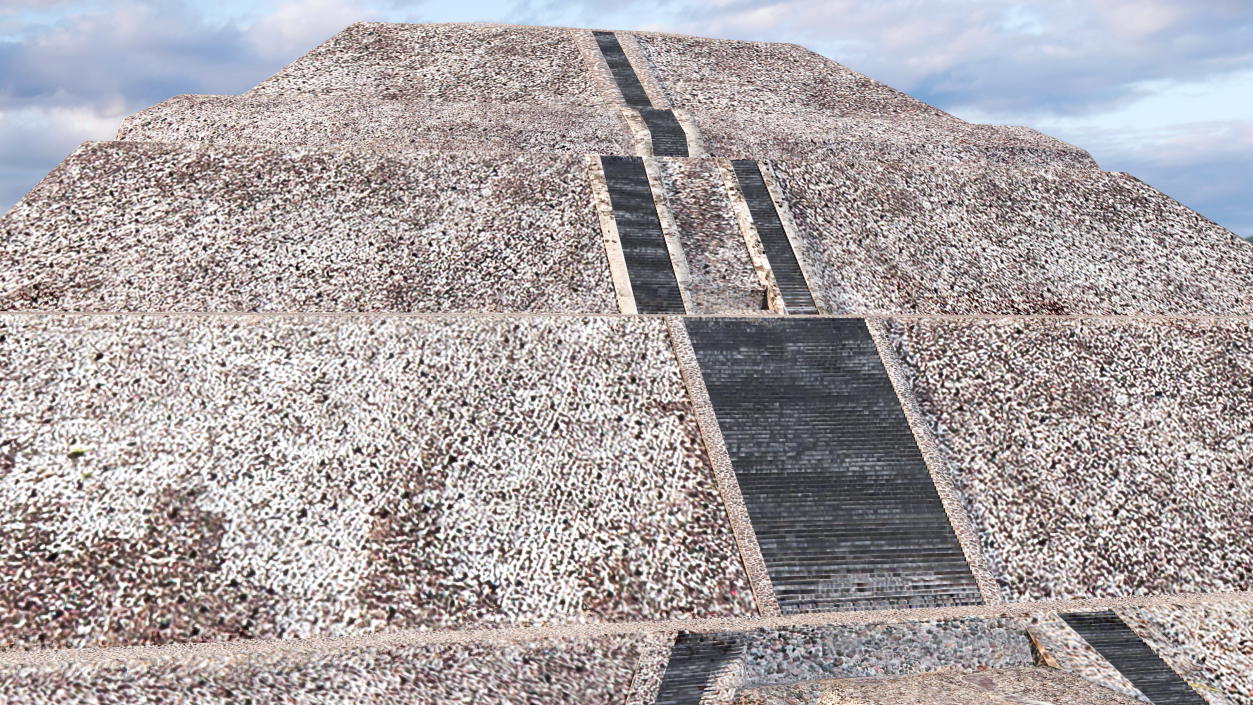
[0,614,1136,704]
[0,631,657,704]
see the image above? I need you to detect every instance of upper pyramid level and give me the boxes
[2,22,1250,314]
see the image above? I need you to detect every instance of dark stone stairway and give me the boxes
[685,317,983,612]
[593,31,652,108]
[729,161,818,314]
[1061,612,1205,705]
[600,155,686,313]
[639,108,689,157]
[654,631,745,705]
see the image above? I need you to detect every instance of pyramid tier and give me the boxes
[244,22,948,123]
[4,144,1251,314]
[116,94,1095,170]
[0,315,755,651]
[3,314,1252,651]
[1,143,617,313]
[888,317,1253,602]
[116,95,637,155]
[4,608,1235,703]
[246,23,606,106]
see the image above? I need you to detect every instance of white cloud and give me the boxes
[0,104,129,215]
[0,105,126,164]
[244,0,377,60]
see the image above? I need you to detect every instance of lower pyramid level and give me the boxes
[0,314,1249,703]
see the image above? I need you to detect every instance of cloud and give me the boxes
[640,0,1253,117]
[0,104,128,215]
[1068,119,1253,238]
[0,0,354,212]
[244,0,378,61]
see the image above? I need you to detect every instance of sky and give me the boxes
[1,0,1251,239]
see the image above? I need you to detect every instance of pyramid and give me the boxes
[1,22,1251,704]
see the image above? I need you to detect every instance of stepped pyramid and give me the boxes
[2,21,1252,704]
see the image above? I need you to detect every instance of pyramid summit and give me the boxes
[0,21,1250,704]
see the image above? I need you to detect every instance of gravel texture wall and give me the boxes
[655,158,764,313]
[0,635,643,705]
[741,617,1033,685]
[0,315,755,650]
[0,142,615,312]
[732,666,1145,705]
[774,162,1253,315]
[885,318,1253,602]
[692,111,1097,169]
[246,22,603,106]
[117,95,636,155]
[632,32,952,119]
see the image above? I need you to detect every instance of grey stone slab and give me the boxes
[773,161,1253,315]
[247,22,603,106]
[117,94,636,155]
[0,315,755,650]
[741,617,1032,685]
[0,141,615,312]
[885,317,1253,602]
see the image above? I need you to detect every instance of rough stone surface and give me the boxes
[633,32,952,119]
[0,141,615,312]
[656,158,764,313]
[693,111,1097,169]
[118,94,635,154]
[886,318,1253,601]
[0,315,755,650]
[247,22,603,106]
[774,162,1253,314]
[731,666,1146,704]
[741,617,1033,686]
[0,635,641,704]
[1120,601,1253,705]
[1028,613,1151,702]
